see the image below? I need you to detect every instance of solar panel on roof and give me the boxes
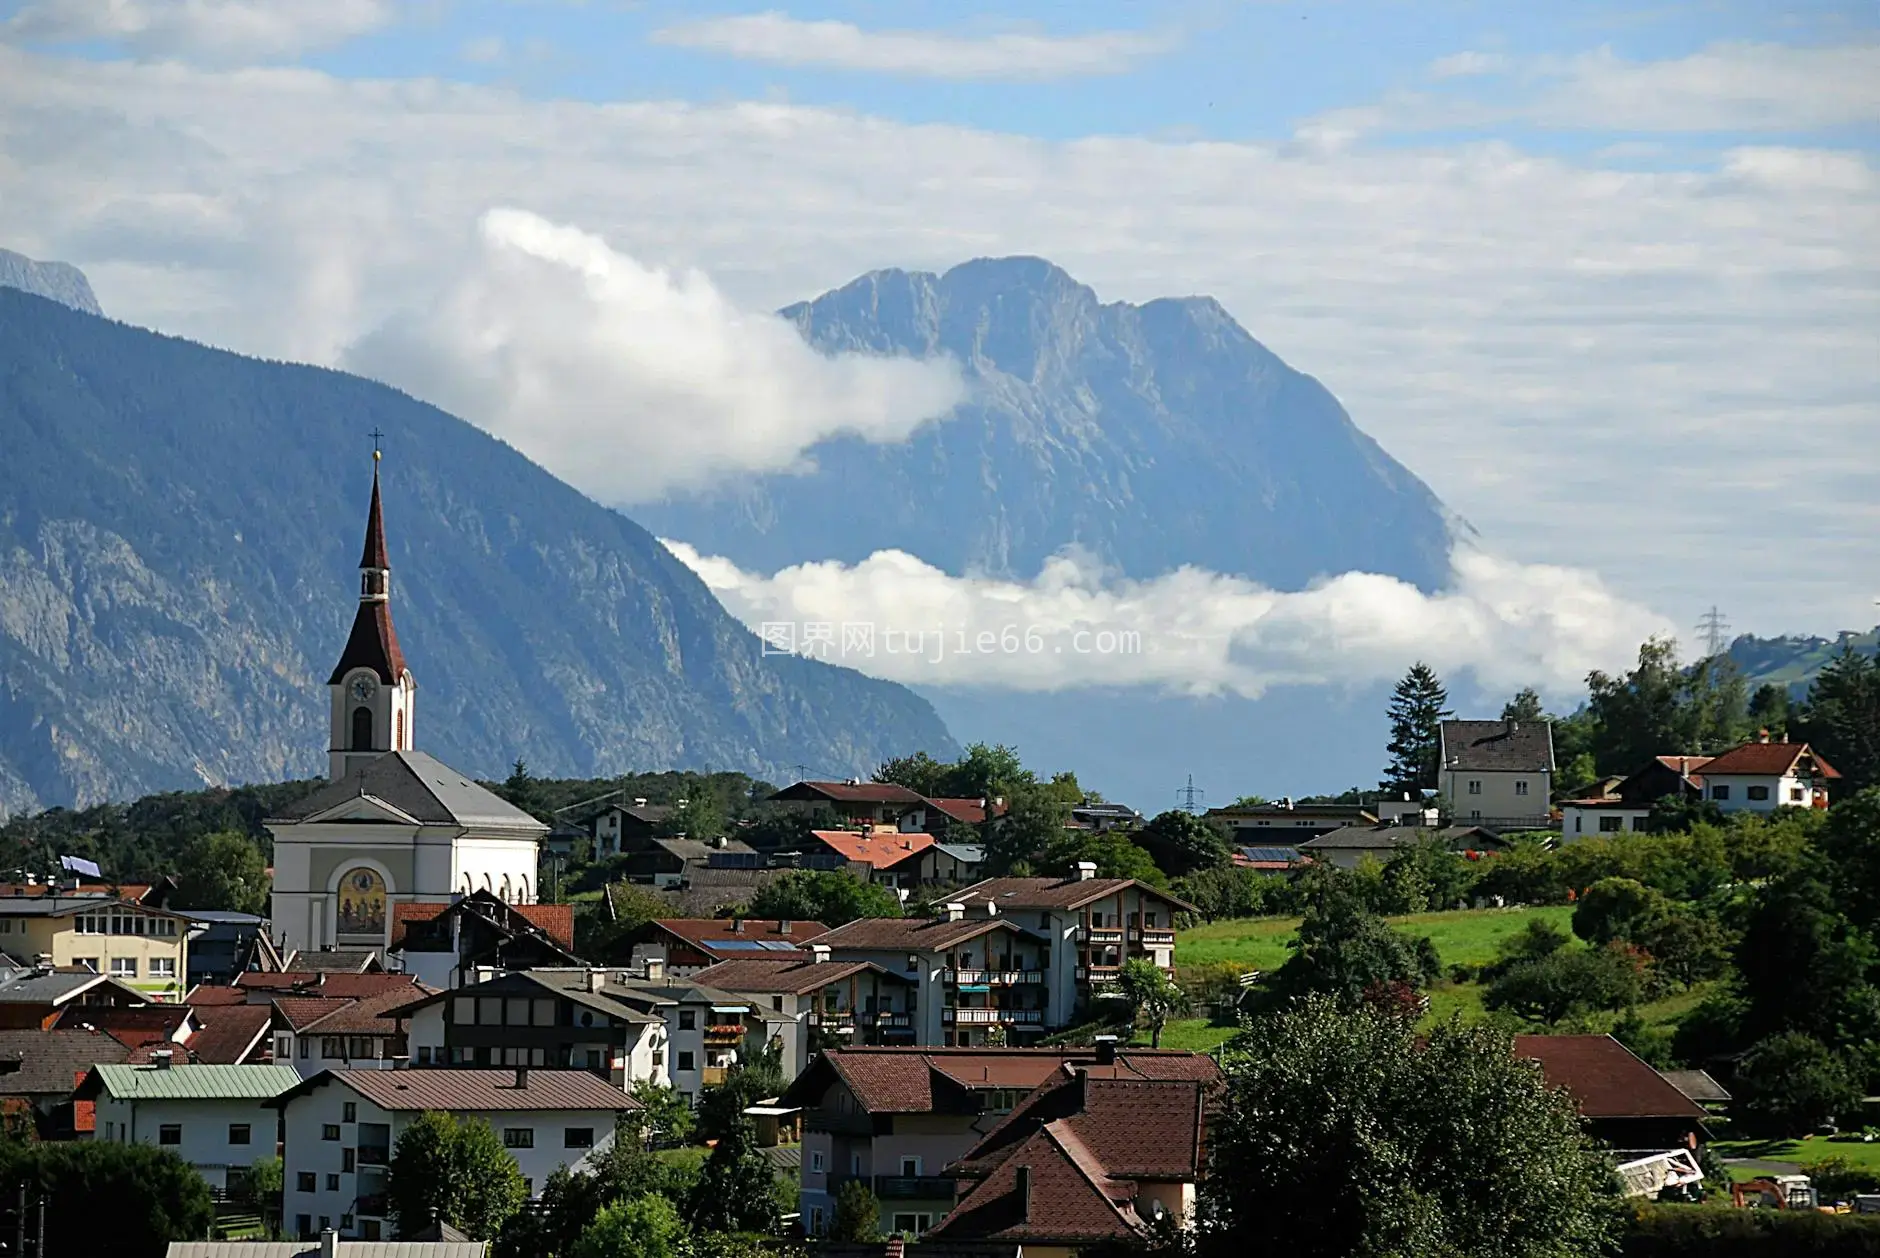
[757,940,800,951]
[709,940,769,950]
[1240,847,1302,863]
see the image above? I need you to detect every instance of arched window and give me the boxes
[519,875,531,902]
[351,706,374,751]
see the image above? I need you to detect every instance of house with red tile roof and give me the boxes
[692,951,919,1077]
[780,1043,1215,1241]
[771,780,930,825]
[930,1043,1221,1251]
[1516,1034,1711,1152]
[1560,755,1712,839]
[256,976,436,1075]
[805,829,936,892]
[1692,736,1838,814]
[811,911,1047,1048]
[385,890,581,990]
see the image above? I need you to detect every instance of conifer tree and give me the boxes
[1380,662,1452,794]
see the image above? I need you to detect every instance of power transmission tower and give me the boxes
[1176,774,1205,814]
[1695,606,1731,658]
[791,763,811,783]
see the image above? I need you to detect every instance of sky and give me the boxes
[1,0,1876,704]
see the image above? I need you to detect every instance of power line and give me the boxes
[1695,606,1731,658]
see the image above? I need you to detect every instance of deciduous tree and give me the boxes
[1118,957,1186,1048]
[171,829,270,914]
[387,1111,526,1240]
[746,869,902,926]
[1134,810,1233,878]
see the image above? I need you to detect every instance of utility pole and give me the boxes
[1695,606,1731,658]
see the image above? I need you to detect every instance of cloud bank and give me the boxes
[651,12,1179,80]
[3,0,394,61]
[665,541,1674,700]
[343,209,967,504]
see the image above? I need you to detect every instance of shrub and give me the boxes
[1622,1202,1880,1257]
[1734,1033,1861,1138]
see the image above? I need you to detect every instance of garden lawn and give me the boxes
[1714,1137,1880,1174]
[1176,905,1577,972]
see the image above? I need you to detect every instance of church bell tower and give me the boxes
[327,452,416,780]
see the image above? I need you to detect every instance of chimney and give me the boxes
[731,918,745,933]
[944,902,966,923]
[1074,861,1098,882]
[644,957,666,981]
[587,968,607,994]
[1015,1165,1031,1224]
[1506,718,1519,734]
[809,944,831,965]
[634,797,647,807]
[1093,1034,1118,1066]
[1758,728,1771,744]
[515,1065,529,1090]
[152,1049,174,1070]
[777,920,792,935]
[320,1228,339,1258]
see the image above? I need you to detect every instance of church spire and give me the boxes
[327,450,414,779]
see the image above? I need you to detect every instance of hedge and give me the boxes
[1624,1204,1880,1257]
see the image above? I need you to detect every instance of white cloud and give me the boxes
[0,46,1874,632]
[3,0,395,62]
[650,11,1179,80]
[665,540,1673,700]
[343,209,966,503]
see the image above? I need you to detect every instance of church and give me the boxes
[267,458,548,958]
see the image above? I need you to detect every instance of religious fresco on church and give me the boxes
[336,866,386,936]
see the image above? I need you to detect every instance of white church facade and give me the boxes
[268,460,547,958]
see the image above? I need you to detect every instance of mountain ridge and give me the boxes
[637,254,1456,592]
[0,287,956,818]
[0,247,101,316]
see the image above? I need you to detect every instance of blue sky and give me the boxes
[1,0,1877,677]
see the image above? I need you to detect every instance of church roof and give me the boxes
[361,466,390,570]
[326,599,407,685]
[270,751,548,834]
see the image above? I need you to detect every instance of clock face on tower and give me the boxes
[350,676,376,702]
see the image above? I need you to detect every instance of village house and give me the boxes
[386,891,580,990]
[1296,823,1507,870]
[0,886,194,999]
[1693,737,1839,814]
[810,910,1046,1047]
[781,1044,1212,1240]
[587,799,675,857]
[272,985,434,1076]
[909,842,987,887]
[950,865,1191,1013]
[0,1026,133,1136]
[273,1067,640,1241]
[804,829,936,893]
[1439,719,1557,830]
[1205,800,1378,843]
[928,1040,1222,1253]
[1559,756,1711,839]
[633,918,829,974]
[179,987,277,1065]
[1518,1035,1712,1164]
[79,1059,303,1193]
[0,964,148,1030]
[381,968,668,1086]
[770,780,930,826]
[692,947,920,1078]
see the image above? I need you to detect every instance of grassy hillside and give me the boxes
[1176,905,1577,971]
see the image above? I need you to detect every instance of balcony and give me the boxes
[943,1007,1044,1025]
[867,1012,912,1030]
[873,1175,958,1200]
[701,1066,730,1086]
[1129,928,1176,947]
[354,1194,388,1218]
[944,969,1044,986]
[808,1010,855,1029]
[355,1145,390,1168]
[1076,925,1125,945]
[703,1023,746,1043]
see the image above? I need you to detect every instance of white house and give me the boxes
[79,1058,304,1192]
[1694,738,1839,814]
[273,1067,641,1242]
[691,948,920,1078]
[1439,719,1556,829]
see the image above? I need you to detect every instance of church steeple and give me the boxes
[327,451,416,780]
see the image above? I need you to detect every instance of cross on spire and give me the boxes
[369,428,385,463]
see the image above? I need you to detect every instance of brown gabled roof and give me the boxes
[51,1003,193,1050]
[185,1004,275,1065]
[689,957,903,995]
[930,1122,1144,1245]
[814,914,1025,953]
[953,876,1196,915]
[810,829,936,870]
[272,997,357,1033]
[954,1074,1212,1180]
[235,972,424,1000]
[184,985,252,1008]
[388,901,453,950]
[285,950,384,974]
[771,781,928,806]
[781,1046,1208,1115]
[301,985,437,1035]
[924,798,1003,825]
[1693,741,1840,780]
[277,1067,641,1114]
[0,1028,131,1096]
[1515,1035,1708,1120]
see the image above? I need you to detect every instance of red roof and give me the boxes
[1692,741,1839,780]
[772,781,928,806]
[184,985,252,1008]
[924,798,1002,825]
[782,1046,1210,1115]
[186,1004,274,1064]
[326,598,407,686]
[235,973,425,1000]
[513,903,576,951]
[388,901,453,950]
[360,466,390,570]
[932,1124,1144,1244]
[651,919,829,957]
[810,828,935,869]
[1515,1035,1708,1120]
[51,1003,192,1050]
[689,957,893,994]
[954,875,1196,914]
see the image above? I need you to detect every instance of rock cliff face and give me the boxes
[0,288,956,817]
[0,248,102,316]
[639,256,1455,591]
